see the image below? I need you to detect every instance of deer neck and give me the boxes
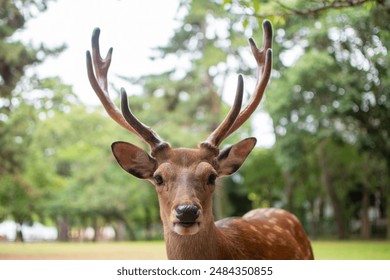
[164,220,235,260]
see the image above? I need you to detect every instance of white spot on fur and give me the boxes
[274,209,285,214]
[268,232,276,241]
[273,225,283,233]
[249,225,259,232]
[269,218,277,224]
[264,209,273,217]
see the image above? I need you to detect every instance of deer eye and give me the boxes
[154,175,164,185]
[207,173,217,185]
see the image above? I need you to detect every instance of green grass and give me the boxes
[0,240,390,260]
[312,240,390,260]
[0,241,167,260]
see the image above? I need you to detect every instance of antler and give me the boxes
[86,28,165,151]
[204,75,244,146]
[205,20,273,147]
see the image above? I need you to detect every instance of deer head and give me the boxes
[86,20,272,237]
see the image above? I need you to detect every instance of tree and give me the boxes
[1,0,61,174]
[0,0,66,241]
[26,99,163,241]
[228,0,390,238]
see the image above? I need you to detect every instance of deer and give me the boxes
[86,20,314,260]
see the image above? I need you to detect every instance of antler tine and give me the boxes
[205,74,244,147]
[120,88,165,150]
[224,20,273,139]
[86,28,139,136]
[87,28,165,151]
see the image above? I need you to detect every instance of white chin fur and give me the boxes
[173,223,200,235]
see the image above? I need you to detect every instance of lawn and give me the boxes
[0,241,166,260]
[312,240,390,260]
[0,240,389,260]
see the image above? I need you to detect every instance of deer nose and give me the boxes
[175,204,200,224]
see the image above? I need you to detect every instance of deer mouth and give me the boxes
[178,222,197,228]
[173,222,200,235]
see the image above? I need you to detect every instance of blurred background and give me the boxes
[0,0,389,243]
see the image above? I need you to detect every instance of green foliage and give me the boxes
[240,148,284,208]
[0,0,62,99]
[0,0,65,140]
[0,0,69,240]
[222,0,390,238]
[26,103,161,239]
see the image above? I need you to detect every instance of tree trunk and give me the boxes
[318,142,347,239]
[57,216,69,241]
[92,216,98,242]
[380,157,390,240]
[15,222,24,242]
[308,199,316,239]
[115,220,126,241]
[283,171,294,212]
[387,191,390,240]
[361,185,371,239]
[318,196,325,237]
[125,221,137,241]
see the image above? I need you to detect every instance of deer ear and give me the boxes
[111,141,156,179]
[216,137,256,176]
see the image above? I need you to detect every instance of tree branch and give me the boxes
[248,0,375,19]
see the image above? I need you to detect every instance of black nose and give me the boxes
[175,204,200,224]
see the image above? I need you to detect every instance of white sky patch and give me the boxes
[18,0,180,104]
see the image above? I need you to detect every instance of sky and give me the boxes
[19,0,275,147]
[19,0,180,103]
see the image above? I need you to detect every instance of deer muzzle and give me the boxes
[172,204,201,235]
